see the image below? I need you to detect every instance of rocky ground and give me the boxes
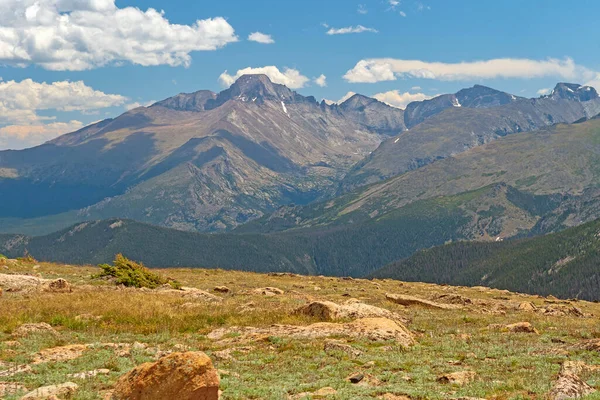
[2,257,600,399]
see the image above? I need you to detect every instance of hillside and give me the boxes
[0,183,586,278]
[372,218,600,300]
[0,75,405,235]
[2,258,600,399]
[248,117,600,237]
[341,83,600,190]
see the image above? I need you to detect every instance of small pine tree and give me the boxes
[94,254,181,289]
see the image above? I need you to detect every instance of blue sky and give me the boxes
[1,0,599,149]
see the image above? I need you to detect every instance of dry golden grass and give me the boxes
[2,259,600,399]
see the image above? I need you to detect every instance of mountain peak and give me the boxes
[153,90,216,112]
[551,83,598,101]
[228,74,293,101]
[339,93,379,110]
[455,85,518,108]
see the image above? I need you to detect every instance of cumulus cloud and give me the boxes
[585,74,600,93]
[372,90,432,109]
[0,0,238,71]
[219,66,310,89]
[537,88,552,96]
[0,78,126,149]
[326,25,378,35]
[0,120,84,150]
[0,79,126,125]
[314,74,327,87]
[344,57,598,83]
[124,100,157,110]
[248,32,274,44]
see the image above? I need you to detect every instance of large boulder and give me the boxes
[295,300,408,324]
[549,373,596,399]
[111,352,219,400]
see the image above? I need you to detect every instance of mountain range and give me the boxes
[2,76,600,298]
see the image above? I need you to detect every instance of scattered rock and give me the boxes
[290,387,337,399]
[253,287,284,296]
[2,340,21,347]
[324,339,363,358]
[506,322,539,334]
[68,369,110,379]
[213,286,230,293]
[213,349,234,361]
[346,372,382,386]
[21,382,78,400]
[347,373,364,383]
[571,338,600,352]
[379,395,411,400]
[437,371,477,386]
[0,274,47,293]
[111,352,219,400]
[295,300,408,324]
[33,344,88,364]
[12,322,59,338]
[385,293,461,310]
[434,293,473,305]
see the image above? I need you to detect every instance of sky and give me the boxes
[1,0,600,150]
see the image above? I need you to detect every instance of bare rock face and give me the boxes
[11,323,59,338]
[20,382,78,400]
[111,351,219,400]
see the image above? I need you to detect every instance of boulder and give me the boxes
[20,382,78,400]
[11,323,58,338]
[518,302,537,312]
[44,278,72,293]
[436,371,476,386]
[213,286,230,293]
[549,373,595,399]
[253,287,284,296]
[111,352,219,400]
[295,300,408,323]
[385,293,460,310]
[506,322,539,334]
[323,339,363,358]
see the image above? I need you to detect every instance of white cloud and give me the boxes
[0,120,84,150]
[248,32,274,44]
[357,4,368,14]
[219,66,310,89]
[0,78,126,149]
[0,0,238,71]
[537,88,552,96]
[387,0,400,10]
[314,74,327,87]
[338,92,357,103]
[399,11,407,17]
[125,100,156,110]
[326,25,378,35]
[585,73,600,93]
[372,90,432,109]
[411,86,422,91]
[344,57,598,83]
[0,79,126,125]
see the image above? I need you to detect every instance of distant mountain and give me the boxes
[341,83,600,190]
[0,183,562,277]
[0,75,405,234]
[242,117,600,238]
[371,217,600,301]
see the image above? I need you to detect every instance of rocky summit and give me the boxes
[3,257,600,399]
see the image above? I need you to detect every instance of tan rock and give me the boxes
[44,278,72,293]
[213,286,230,293]
[506,322,539,334]
[290,387,337,399]
[20,382,78,400]
[33,344,88,364]
[12,323,59,338]
[111,351,219,400]
[0,273,47,293]
[379,395,411,400]
[253,287,284,296]
[296,300,409,324]
[385,293,461,310]
[549,373,596,399]
[0,364,32,378]
[518,302,537,312]
[436,370,476,386]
